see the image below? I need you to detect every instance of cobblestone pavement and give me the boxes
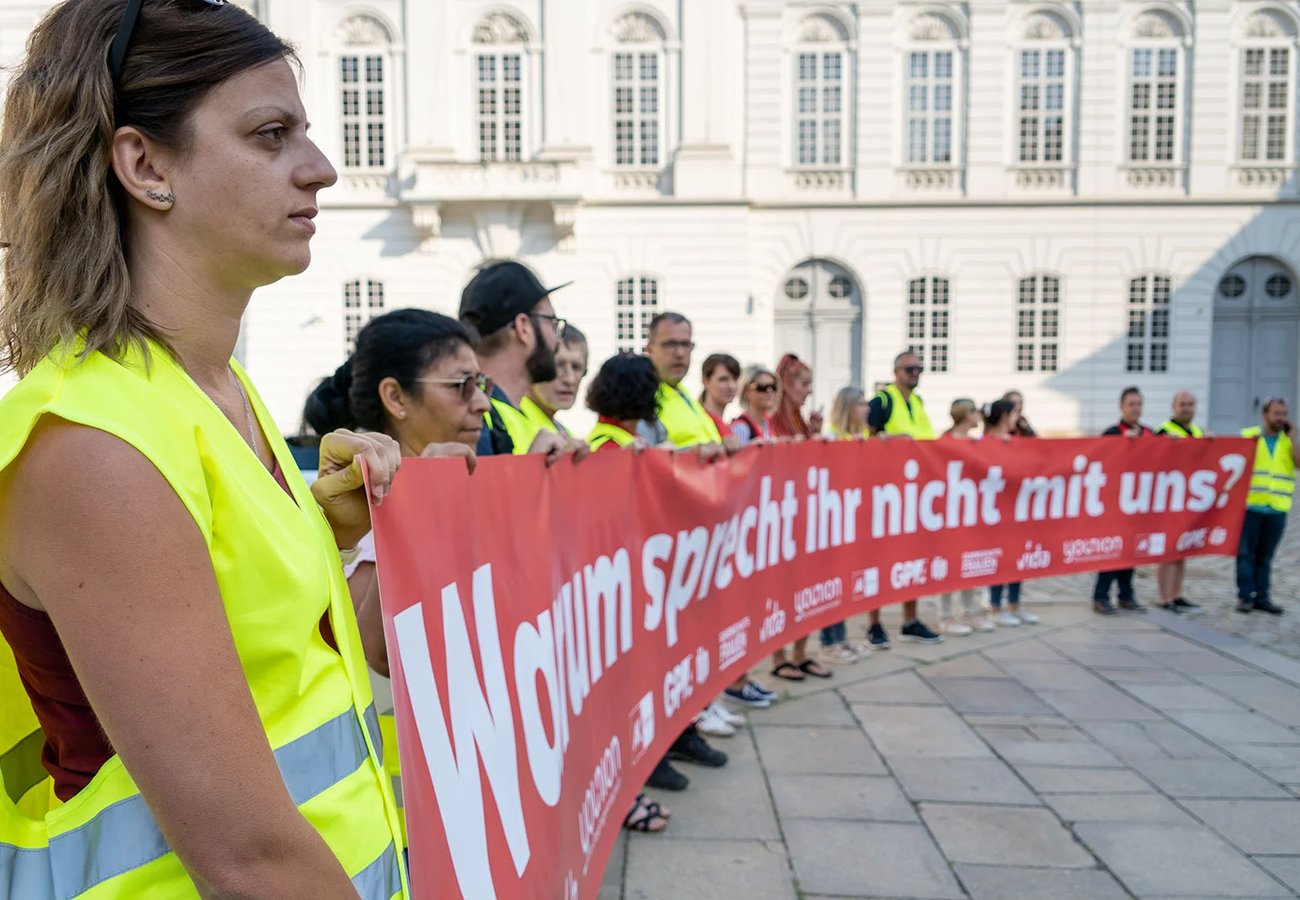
[605,584,1300,899]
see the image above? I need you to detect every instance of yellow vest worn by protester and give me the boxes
[875,384,935,439]
[1158,419,1204,438]
[1242,426,1295,513]
[0,343,406,899]
[656,383,722,448]
[488,394,541,455]
[520,396,570,437]
[831,425,870,440]
[587,421,638,450]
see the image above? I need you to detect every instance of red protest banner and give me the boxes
[371,436,1252,899]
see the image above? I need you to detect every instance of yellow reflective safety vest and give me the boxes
[0,343,406,899]
[656,383,722,448]
[487,394,541,455]
[875,384,935,439]
[520,396,570,437]
[587,421,638,450]
[1157,419,1204,438]
[831,425,870,440]
[1242,426,1295,513]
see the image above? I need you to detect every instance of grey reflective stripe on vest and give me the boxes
[1,704,382,900]
[353,840,403,900]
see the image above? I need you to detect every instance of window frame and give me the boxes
[1125,41,1186,165]
[343,278,386,353]
[611,47,665,169]
[902,44,961,166]
[338,51,389,171]
[615,276,660,353]
[1125,274,1173,374]
[1237,38,1296,164]
[906,275,952,374]
[788,25,853,171]
[1015,274,1061,374]
[474,48,527,163]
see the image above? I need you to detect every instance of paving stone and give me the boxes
[920,803,1094,867]
[1254,856,1300,894]
[1119,683,1248,712]
[1165,710,1300,746]
[964,713,1076,728]
[1043,792,1198,825]
[624,837,794,900]
[600,832,626,894]
[1129,758,1291,799]
[987,739,1123,768]
[923,676,1055,715]
[1221,742,1300,770]
[1147,650,1259,675]
[953,864,1130,900]
[1195,674,1300,727]
[853,704,992,759]
[783,819,964,899]
[1101,667,1191,685]
[1013,765,1153,794]
[1113,632,1204,654]
[753,724,887,775]
[836,669,943,705]
[750,689,856,727]
[1183,799,1300,854]
[1046,643,1163,669]
[983,638,1068,663]
[992,660,1098,691]
[768,773,916,823]
[641,730,781,841]
[920,654,1006,678]
[1035,686,1164,721]
[1073,823,1291,897]
[1080,720,1227,762]
[890,757,1039,806]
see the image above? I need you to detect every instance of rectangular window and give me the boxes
[906,49,955,164]
[1018,48,1067,163]
[343,279,385,353]
[1128,47,1179,162]
[613,51,660,167]
[616,277,659,352]
[906,277,951,373]
[340,55,384,170]
[1126,275,1171,373]
[477,52,523,162]
[795,50,845,167]
[1015,275,1060,372]
[1241,47,1291,162]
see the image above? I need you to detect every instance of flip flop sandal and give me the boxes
[623,794,668,832]
[797,659,833,679]
[643,800,672,820]
[771,661,806,681]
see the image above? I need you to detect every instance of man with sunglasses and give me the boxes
[1236,397,1297,615]
[459,260,587,460]
[862,351,943,648]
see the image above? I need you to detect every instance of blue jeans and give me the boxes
[820,621,847,646]
[1093,569,1135,603]
[1237,510,1288,602]
[989,583,1022,609]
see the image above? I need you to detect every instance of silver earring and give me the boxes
[146,189,175,205]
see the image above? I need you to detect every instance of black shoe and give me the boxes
[1118,599,1148,614]
[898,620,944,644]
[667,730,728,768]
[1158,602,1184,614]
[646,758,689,791]
[1254,599,1285,615]
[1171,598,1201,613]
[1236,599,1254,614]
[867,622,891,650]
[1093,599,1119,616]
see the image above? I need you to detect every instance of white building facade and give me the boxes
[2,0,1299,435]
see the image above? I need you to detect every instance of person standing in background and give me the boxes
[1003,390,1038,437]
[523,325,588,437]
[731,365,779,445]
[984,399,1039,626]
[1154,391,1205,614]
[818,387,874,661]
[1236,397,1296,616]
[700,353,742,452]
[1093,387,1154,616]
[938,399,992,636]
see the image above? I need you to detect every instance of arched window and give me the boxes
[336,15,394,171]
[615,276,659,352]
[1126,274,1171,373]
[472,11,531,162]
[791,14,852,168]
[610,12,669,168]
[344,279,385,353]
[1125,11,1188,164]
[903,12,965,166]
[906,276,951,373]
[1236,10,1299,165]
[1016,274,1060,372]
[1014,11,1076,166]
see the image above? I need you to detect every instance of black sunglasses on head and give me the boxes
[110,0,227,85]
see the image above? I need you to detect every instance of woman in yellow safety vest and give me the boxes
[0,2,406,896]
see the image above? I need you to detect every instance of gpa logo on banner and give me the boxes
[1016,542,1052,572]
[628,692,656,767]
[1062,536,1124,565]
[1135,533,1167,557]
[852,568,880,600]
[1210,526,1228,547]
[961,549,1003,578]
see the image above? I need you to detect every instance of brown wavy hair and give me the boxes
[0,0,294,374]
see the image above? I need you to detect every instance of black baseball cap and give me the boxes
[458,261,572,337]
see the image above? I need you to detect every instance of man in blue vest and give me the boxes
[1237,397,1297,615]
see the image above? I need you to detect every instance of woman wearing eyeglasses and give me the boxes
[0,1,405,896]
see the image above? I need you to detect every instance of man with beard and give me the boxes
[459,260,587,458]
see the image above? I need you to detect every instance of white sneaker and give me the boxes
[822,644,859,664]
[694,704,735,737]
[1014,610,1040,624]
[941,619,973,637]
[711,700,745,728]
[966,615,996,633]
[993,611,1021,627]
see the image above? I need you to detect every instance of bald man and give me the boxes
[1155,391,1205,613]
